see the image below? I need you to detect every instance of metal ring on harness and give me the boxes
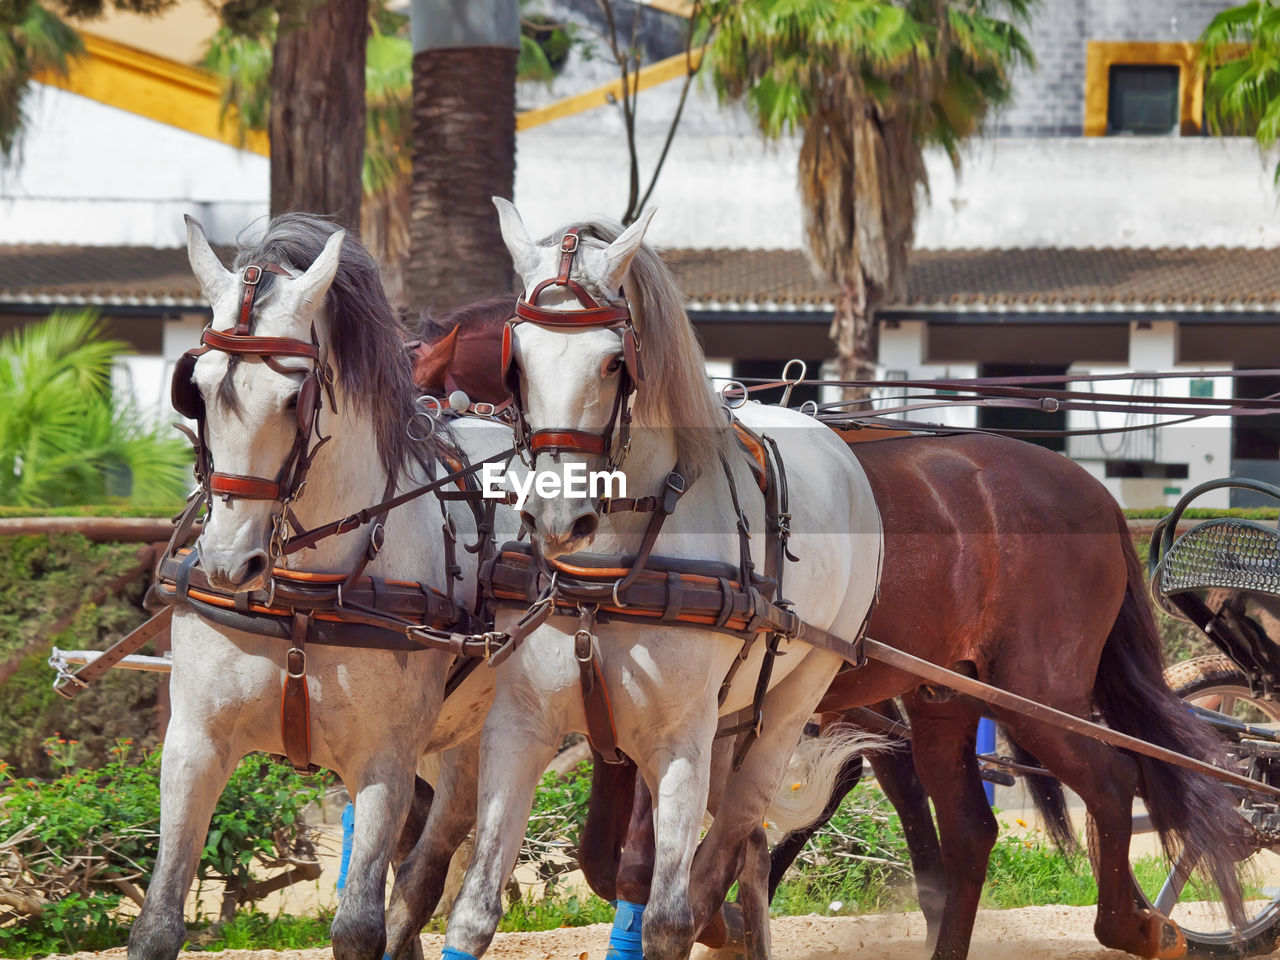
[780,359,807,408]
[799,400,818,417]
[612,578,629,608]
[721,380,748,410]
[407,395,441,442]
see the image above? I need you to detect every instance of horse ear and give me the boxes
[492,197,541,290]
[185,215,233,304]
[281,229,345,322]
[602,208,656,293]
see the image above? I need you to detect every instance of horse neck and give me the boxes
[287,392,444,582]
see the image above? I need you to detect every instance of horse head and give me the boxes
[180,216,343,591]
[493,198,656,555]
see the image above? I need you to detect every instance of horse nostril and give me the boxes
[570,513,598,541]
[243,551,270,583]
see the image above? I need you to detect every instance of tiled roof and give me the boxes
[2,244,1279,313]
[0,244,225,308]
[668,246,1280,312]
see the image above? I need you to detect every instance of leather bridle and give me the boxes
[171,262,337,561]
[501,229,644,472]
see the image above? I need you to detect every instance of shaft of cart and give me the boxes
[49,647,173,674]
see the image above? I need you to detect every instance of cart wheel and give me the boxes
[1086,655,1280,958]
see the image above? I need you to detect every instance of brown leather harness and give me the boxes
[501,229,643,469]
[57,263,507,773]
[481,230,873,766]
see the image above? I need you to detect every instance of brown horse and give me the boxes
[407,300,1243,959]
[627,431,1246,960]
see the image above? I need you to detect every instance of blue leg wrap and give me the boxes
[605,900,645,960]
[441,948,480,960]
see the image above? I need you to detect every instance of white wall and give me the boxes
[1,86,268,246]
[7,79,1277,253]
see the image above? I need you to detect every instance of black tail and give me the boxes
[1005,737,1077,854]
[1091,505,1246,924]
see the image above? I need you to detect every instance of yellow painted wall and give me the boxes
[517,49,702,131]
[37,32,268,155]
[35,26,695,150]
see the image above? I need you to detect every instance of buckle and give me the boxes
[286,647,307,679]
[666,472,686,494]
[242,264,263,285]
[560,233,580,254]
[473,401,496,417]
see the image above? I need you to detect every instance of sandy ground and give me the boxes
[45,905,1155,960]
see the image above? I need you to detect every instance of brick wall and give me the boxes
[992,0,1234,137]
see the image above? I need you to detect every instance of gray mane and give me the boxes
[232,213,425,477]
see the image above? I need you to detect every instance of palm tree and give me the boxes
[206,0,565,306]
[1202,1,1280,179]
[0,0,82,166]
[707,0,1035,383]
[268,0,368,229]
[205,2,411,294]
[0,311,190,507]
[406,0,520,317]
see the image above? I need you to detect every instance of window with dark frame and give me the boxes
[1107,64,1180,135]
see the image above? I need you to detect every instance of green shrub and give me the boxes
[0,744,322,958]
[0,311,190,509]
[0,533,159,777]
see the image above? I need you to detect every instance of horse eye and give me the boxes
[604,355,624,376]
[285,391,300,410]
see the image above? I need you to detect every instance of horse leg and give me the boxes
[1000,721,1181,959]
[598,772,657,960]
[687,653,843,940]
[330,756,416,960]
[393,776,437,866]
[639,721,717,960]
[734,826,772,960]
[867,704,945,944]
[385,740,481,960]
[445,710,560,959]
[579,752,638,902]
[128,717,239,960]
[900,694,995,960]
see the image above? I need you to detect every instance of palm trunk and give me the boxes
[269,0,368,229]
[408,45,517,315]
[829,278,879,393]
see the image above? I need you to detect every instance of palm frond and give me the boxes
[1202,0,1280,166]
[0,311,190,507]
[0,0,82,166]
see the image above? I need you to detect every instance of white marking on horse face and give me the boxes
[513,324,626,554]
[514,324,624,437]
[191,350,309,586]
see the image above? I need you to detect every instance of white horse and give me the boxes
[436,202,884,960]
[129,215,495,960]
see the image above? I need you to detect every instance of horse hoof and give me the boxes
[698,903,747,959]
[1142,912,1187,960]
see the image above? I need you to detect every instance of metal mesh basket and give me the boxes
[1159,519,1280,599]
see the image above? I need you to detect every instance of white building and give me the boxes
[1,0,1277,507]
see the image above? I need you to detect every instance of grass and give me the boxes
[186,910,336,952]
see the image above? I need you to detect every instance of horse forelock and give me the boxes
[542,218,731,477]
[229,213,425,477]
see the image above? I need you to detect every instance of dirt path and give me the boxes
[50,906,1143,960]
